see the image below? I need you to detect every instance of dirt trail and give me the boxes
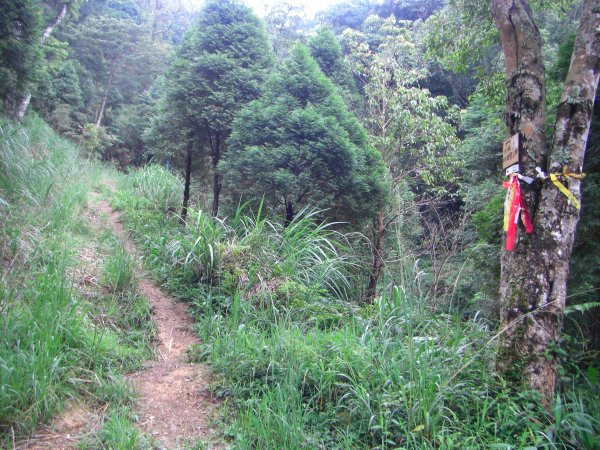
[97,199,222,449]
[18,193,221,449]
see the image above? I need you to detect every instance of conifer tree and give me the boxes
[308,27,360,105]
[220,44,389,226]
[153,0,274,218]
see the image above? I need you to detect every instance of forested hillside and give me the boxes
[1,0,599,448]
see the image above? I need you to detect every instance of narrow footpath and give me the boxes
[98,198,222,449]
[19,191,222,449]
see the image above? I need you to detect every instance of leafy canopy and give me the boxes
[220,44,389,225]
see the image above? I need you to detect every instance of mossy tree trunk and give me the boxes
[180,140,194,223]
[491,0,600,403]
[365,209,385,304]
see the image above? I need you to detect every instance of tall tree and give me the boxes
[490,0,600,401]
[220,44,389,226]
[308,27,362,112]
[344,16,460,302]
[0,0,81,120]
[153,0,274,218]
[70,15,146,128]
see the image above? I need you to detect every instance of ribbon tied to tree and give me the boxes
[502,174,533,251]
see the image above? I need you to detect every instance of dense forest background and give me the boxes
[1,0,599,448]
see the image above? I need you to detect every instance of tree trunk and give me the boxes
[15,94,32,122]
[365,210,385,304]
[180,142,193,223]
[211,132,222,216]
[13,3,69,121]
[96,66,114,128]
[491,0,600,403]
[284,200,295,227]
[41,4,68,43]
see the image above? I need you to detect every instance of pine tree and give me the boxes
[308,27,358,98]
[220,44,389,226]
[152,0,274,218]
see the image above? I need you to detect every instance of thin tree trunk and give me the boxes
[284,200,295,227]
[96,66,114,128]
[42,4,67,43]
[211,132,222,216]
[180,142,193,223]
[491,0,600,403]
[365,210,385,304]
[14,4,68,121]
[15,94,32,122]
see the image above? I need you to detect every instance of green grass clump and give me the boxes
[129,163,183,213]
[84,406,145,450]
[0,256,92,434]
[114,164,600,449]
[0,116,154,445]
[102,238,137,293]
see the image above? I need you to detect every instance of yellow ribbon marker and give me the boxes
[549,167,586,210]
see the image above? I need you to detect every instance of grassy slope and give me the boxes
[0,115,154,447]
[2,115,598,449]
[113,166,600,449]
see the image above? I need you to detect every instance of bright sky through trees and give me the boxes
[182,0,346,17]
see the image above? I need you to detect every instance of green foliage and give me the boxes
[115,166,358,302]
[0,0,43,115]
[80,123,117,159]
[265,2,307,60]
[221,44,389,225]
[116,164,600,449]
[0,117,153,443]
[308,27,362,111]
[345,15,460,186]
[425,0,497,72]
[130,164,183,213]
[145,0,275,204]
[35,56,84,133]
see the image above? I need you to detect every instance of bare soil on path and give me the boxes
[18,191,222,449]
[97,199,222,449]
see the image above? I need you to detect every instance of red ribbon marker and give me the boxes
[502,174,533,251]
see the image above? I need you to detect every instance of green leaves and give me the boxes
[221,44,389,225]
[145,0,275,209]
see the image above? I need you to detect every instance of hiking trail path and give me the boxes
[18,186,222,449]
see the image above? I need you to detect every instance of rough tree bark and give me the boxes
[15,3,69,122]
[211,132,223,216]
[365,209,385,303]
[490,0,600,402]
[181,141,194,223]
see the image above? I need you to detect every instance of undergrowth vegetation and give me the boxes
[0,116,154,446]
[114,165,600,449]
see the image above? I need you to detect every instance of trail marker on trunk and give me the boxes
[502,133,519,169]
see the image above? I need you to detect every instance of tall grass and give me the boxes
[0,116,154,444]
[0,253,91,434]
[116,164,600,449]
[102,238,137,293]
[0,115,80,213]
[130,164,183,212]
